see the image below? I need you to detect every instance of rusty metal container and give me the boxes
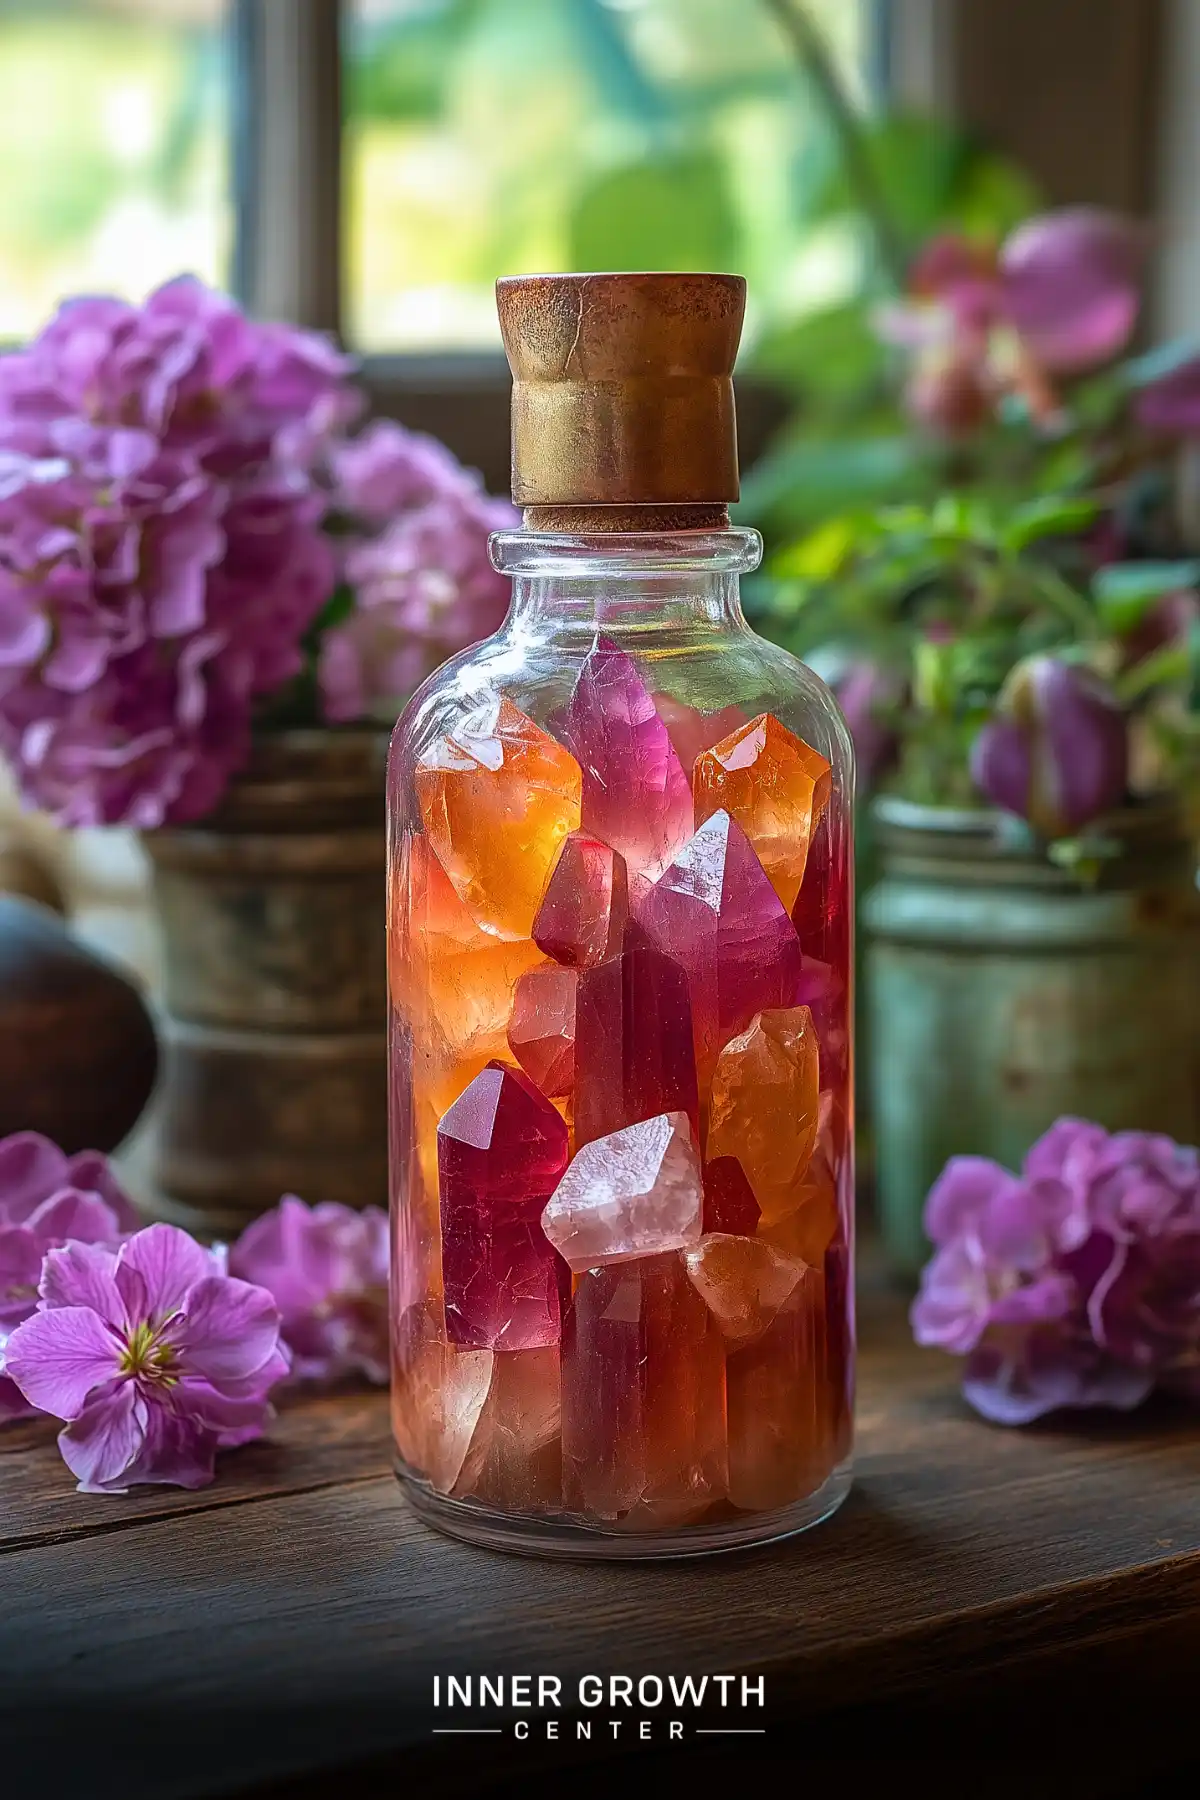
[144,730,388,1236]
[863,796,1200,1277]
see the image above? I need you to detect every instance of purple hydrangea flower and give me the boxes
[4,1223,288,1492]
[912,1117,1200,1424]
[0,1132,138,1422]
[1134,353,1200,438]
[0,277,353,826]
[230,1194,388,1386]
[318,419,517,722]
[970,656,1128,838]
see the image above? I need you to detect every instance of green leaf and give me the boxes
[769,515,863,580]
[1002,496,1100,552]
[749,302,883,403]
[1092,561,1200,631]
[568,151,737,274]
[735,435,928,538]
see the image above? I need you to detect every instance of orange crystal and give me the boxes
[394,833,545,1191]
[706,1006,821,1226]
[693,713,832,913]
[391,1300,493,1494]
[758,1147,840,1266]
[725,1261,838,1511]
[415,695,582,939]
[683,1233,804,1344]
[454,1346,563,1513]
[561,1252,727,1526]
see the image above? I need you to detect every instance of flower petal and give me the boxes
[39,1240,123,1320]
[63,1150,141,1233]
[923,1156,1023,1246]
[1000,207,1144,373]
[58,1379,146,1493]
[174,1375,274,1447]
[118,1397,219,1490]
[115,1223,216,1327]
[0,1132,68,1224]
[26,1187,124,1248]
[5,1306,121,1418]
[171,1275,285,1388]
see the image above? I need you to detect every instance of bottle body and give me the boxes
[387,529,855,1556]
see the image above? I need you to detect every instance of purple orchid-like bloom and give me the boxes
[831,660,901,791]
[970,655,1128,838]
[877,209,1145,435]
[0,1132,138,1422]
[1135,353,1200,439]
[0,277,353,826]
[318,419,517,722]
[230,1194,388,1386]
[912,1117,1200,1424]
[4,1223,288,1492]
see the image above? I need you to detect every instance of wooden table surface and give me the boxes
[2,1267,1199,1800]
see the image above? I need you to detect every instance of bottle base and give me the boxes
[394,1456,853,1561]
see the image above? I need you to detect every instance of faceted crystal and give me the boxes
[454,1346,563,1513]
[572,942,699,1149]
[684,1233,805,1343]
[391,1300,494,1495]
[532,831,629,968]
[758,1151,840,1265]
[707,1006,821,1225]
[542,1111,703,1272]
[694,713,832,913]
[653,693,750,778]
[438,1063,571,1350]
[394,834,545,1192]
[562,1252,727,1525]
[415,695,582,939]
[636,811,804,1080]
[701,1155,761,1236]
[507,964,577,1098]
[726,1262,837,1511]
[559,636,693,886]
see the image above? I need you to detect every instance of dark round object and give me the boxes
[0,895,158,1152]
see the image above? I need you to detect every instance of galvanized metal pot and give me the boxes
[144,730,389,1237]
[863,796,1200,1278]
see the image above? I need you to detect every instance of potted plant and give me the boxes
[750,208,1200,1275]
[0,277,516,1234]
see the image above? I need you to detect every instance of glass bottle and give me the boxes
[387,272,854,1557]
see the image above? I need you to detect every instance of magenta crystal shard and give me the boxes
[542,1111,703,1272]
[573,943,700,1148]
[437,1062,570,1350]
[559,636,694,886]
[507,964,577,1098]
[561,1252,728,1524]
[532,831,630,968]
[636,809,804,1076]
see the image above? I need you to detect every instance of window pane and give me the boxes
[0,0,232,339]
[345,0,872,353]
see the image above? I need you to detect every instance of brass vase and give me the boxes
[144,729,388,1237]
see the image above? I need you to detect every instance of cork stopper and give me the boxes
[496,272,746,521]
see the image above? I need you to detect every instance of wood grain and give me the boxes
[0,1281,1197,1798]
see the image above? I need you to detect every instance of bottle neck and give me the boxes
[490,528,762,640]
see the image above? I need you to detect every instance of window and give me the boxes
[343,0,873,354]
[0,0,233,340]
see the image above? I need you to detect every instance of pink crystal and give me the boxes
[437,1062,570,1350]
[541,1111,703,1272]
[702,1156,761,1235]
[532,831,629,967]
[726,1264,837,1510]
[507,965,577,1098]
[573,943,699,1148]
[636,810,804,1078]
[562,1252,727,1524]
[683,1233,805,1343]
[391,1300,493,1494]
[559,636,693,886]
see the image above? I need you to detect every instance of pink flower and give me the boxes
[911,1118,1200,1424]
[1135,353,1200,438]
[0,1132,137,1422]
[0,278,353,826]
[319,419,518,721]
[230,1195,388,1385]
[969,655,1128,838]
[878,209,1145,436]
[4,1223,288,1492]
